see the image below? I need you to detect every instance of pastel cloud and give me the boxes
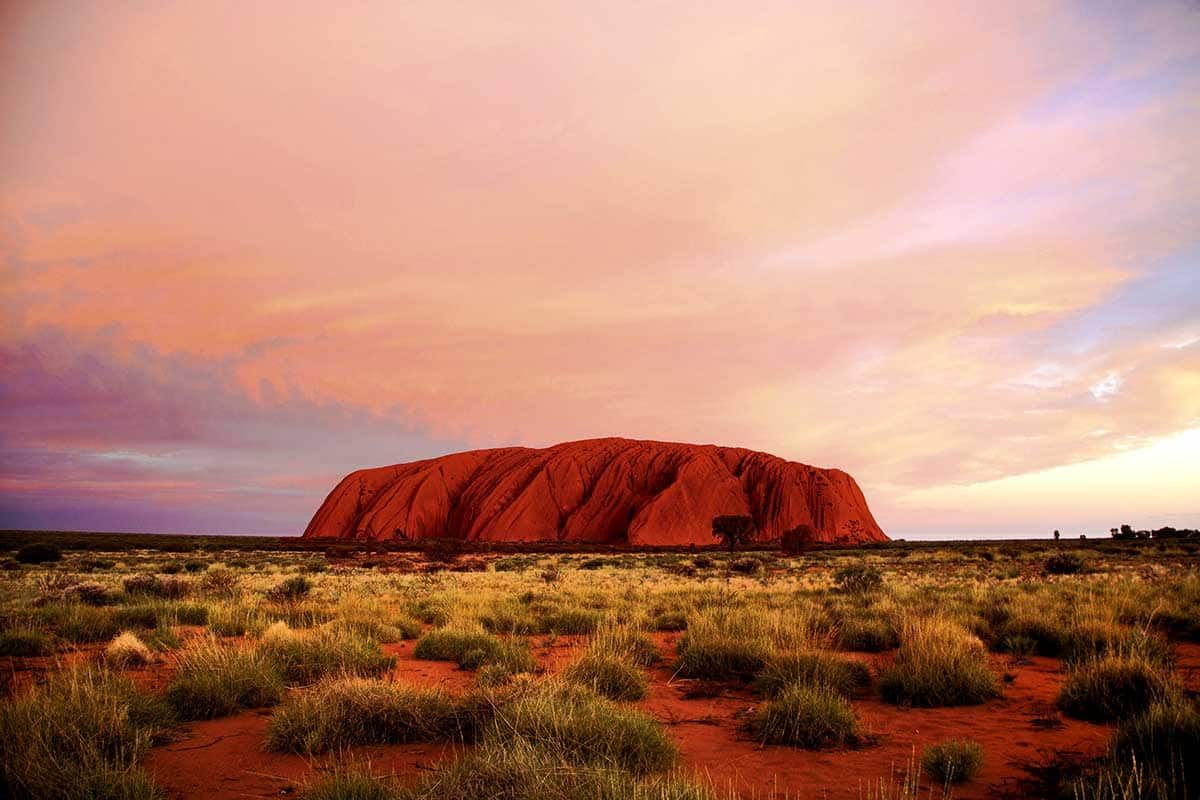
[1,0,1197,535]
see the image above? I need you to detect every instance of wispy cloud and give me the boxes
[1,0,1197,534]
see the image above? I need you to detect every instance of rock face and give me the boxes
[302,437,887,546]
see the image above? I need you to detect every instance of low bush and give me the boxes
[730,557,762,575]
[746,683,860,749]
[266,677,464,754]
[44,603,121,643]
[16,542,61,564]
[921,738,983,784]
[301,767,399,800]
[878,618,999,707]
[1058,652,1178,722]
[62,581,115,606]
[0,628,53,657]
[540,607,601,635]
[122,573,190,599]
[166,640,283,719]
[753,651,871,698]
[266,575,312,604]
[1045,553,1085,575]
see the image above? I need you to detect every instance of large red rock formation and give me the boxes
[302,438,887,546]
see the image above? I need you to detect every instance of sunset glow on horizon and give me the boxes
[2,1,1198,537]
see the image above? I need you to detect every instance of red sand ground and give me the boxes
[131,633,1138,799]
[302,437,887,547]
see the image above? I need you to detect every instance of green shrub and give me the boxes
[729,557,762,575]
[992,614,1067,657]
[0,628,53,657]
[746,684,860,749]
[564,652,648,701]
[166,640,283,719]
[1058,653,1177,722]
[1045,553,1085,575]
[121,574,189,599]
[266,677,464,754]
[753,651,871,698]
[878,618,999,707]
[921,739,983,784]
[675,634,769,682]
[0,667,173,800]
[16,542,61,564]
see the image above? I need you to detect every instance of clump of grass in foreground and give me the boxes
[490,681,677,775]
[105,631,152,668]
[878,617,999,707]
[301,766,398,800]
[1070,697,1200,800]
[921,738,983,784]
[397,737,716,800]
[745,683,860,749]
[564,652,648,701]
[266,677,465,754]
[1058,651,1178,723]
[0,666,173,800]
[166,639,283,719]
[256,622,395,683]
[753,651,871,698]
[0,628,54,656]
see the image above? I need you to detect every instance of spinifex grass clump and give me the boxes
[878,617,999,707]
[299,767,399,800]
[1057,650,1178,722]
[266,677,465,754]
[746,683,860,749]
[256,621,395,683]
[490,681,677,776]
[396,737,719,800]
[166,639,284,719]
[414,626,502,663]
[564,651,648,701]
[413,625,536,678]
[753,651,872,698]
[675,606,820,682]
[921,739,984,784]
[837,616,899,652]
[0,666,173,800]
[105,631,152,668]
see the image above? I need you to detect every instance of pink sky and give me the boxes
[2,1,1198,537]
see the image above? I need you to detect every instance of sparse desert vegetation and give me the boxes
[1,531,1198,799]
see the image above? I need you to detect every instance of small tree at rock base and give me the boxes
[781,524,815,555]
[712,515,755,553]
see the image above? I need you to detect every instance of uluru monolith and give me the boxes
[302,437,887,546]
